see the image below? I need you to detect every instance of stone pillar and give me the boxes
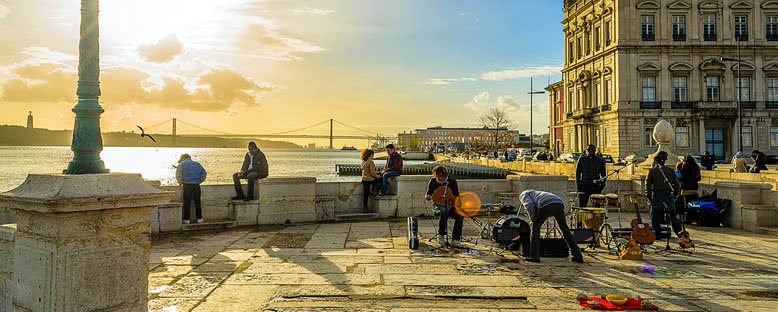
[699,118,706,153]
[258,177,316,224]
[0,174,172,312]
[715,181,775,231]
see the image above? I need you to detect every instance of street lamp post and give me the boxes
[528,77,545,154]
[65,0,108,174]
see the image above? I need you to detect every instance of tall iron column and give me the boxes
[65,0,107,174]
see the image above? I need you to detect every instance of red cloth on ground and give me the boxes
[577,297,658,310]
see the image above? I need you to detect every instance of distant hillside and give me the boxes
[0,125,301,149]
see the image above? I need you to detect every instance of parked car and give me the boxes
[600,154,614,163]
[765,155,778,165]
[507,151,518,161]
[559,152,582,163]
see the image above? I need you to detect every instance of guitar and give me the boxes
[432,185,457,214]
[630,196,656,244]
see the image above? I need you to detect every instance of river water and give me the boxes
[0,147,426,192]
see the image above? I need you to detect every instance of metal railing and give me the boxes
[601,104,611,112]
[591,107,600,114]
[741,101,756,109]
[696,101,737,109]
[704,32,717,41]
[673,32,686,41]
[642,33,655,41]
[671,101,694,109]
[768,101,778,108]
[640,101,661,109]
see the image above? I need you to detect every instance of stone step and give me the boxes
[182,220,236,231]
[758,226,778,237]
[335,213,379,221]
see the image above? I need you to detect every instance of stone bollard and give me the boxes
[0,174,172,312]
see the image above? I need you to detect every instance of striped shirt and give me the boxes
[519,190,564,221]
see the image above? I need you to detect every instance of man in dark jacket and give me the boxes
[751,150,768,173]
[380,144,403,195]
[701,151,715,170]
[575,144,606,207]
[424,166,462,248]
[232,142,269,201]
[646,151,681,236]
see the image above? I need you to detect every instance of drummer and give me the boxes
[519,190,584,263]
[424,165,463,248]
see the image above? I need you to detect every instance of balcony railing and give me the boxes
[601,104,611,112]
[736,33,748,41]
[696,101,737,109]
[642,33,655,41]
[768,101,778,109]
[704,32,717,41]
[740,101,756,109]
[673,32,686,41]
[566,112,573,118]
[671,101,694,109]
[591,107,600,114]
[640,101,661,109]
[768,33,778,41]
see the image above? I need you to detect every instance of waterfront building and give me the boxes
[397,127,526,149]
[546,81,566,158]
[561,0,778,160]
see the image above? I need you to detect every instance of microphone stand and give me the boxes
[594,159,639,236]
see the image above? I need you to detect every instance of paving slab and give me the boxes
[158,272,232,298]
[224,273,381,285]
[191,285,278,311]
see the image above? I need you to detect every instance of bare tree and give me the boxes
[479,107,515,148]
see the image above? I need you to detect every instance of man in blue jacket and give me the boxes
[176,154,207,224]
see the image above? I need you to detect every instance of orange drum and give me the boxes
[575,207,607,230]
[606,194,619,206]
[590,194,606,207]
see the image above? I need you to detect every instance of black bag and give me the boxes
[407,216,419,250]
[569,228,596,245]
[540,238,570,257]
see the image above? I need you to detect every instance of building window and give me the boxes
[672,15,686,41]
[706,76,720,102]
[644,127,657,147]
[737,77,751,102]
[585,32,591,56]
[771,128,778,147]
[735,15,748,41]
[642,76,656,102]
[604,127,610,148]
[767,16,778,41]
[568,91,574,113]
[593,81,600,107]
[703,15,717,41]
[605,21,611,46]
[568,41,574,62]
[577,37,582,59]
[641,15,655,41]
[675,126,689,148]
[594,27,601,50]
[673,77,688,102]
[768,78,778,104]
[605,80,611,105]
[594,128,600,147]
[742,126,753,147]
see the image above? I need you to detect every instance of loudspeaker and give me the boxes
[570,228,595,244]
[540,238,570,257]
[407,216,419,250]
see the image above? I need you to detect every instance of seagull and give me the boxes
[136,125,157,143]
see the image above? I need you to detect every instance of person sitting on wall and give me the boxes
[424,165,463,248]
[519,189,584,263]
[176,154,207,224]
[732,151,748,173]
[575,144,606,207]
[232,142,269,201]
[360,149,382,211]
[701,151,715,170]
[751,150,768,173]
[379,144,403,196]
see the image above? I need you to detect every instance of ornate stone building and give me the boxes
[546,81,566,158]
[561,0,778,160]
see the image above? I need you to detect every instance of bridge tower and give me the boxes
[172,118,177,147]
[329,119,333,149]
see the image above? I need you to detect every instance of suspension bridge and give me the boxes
[138,118,397,149]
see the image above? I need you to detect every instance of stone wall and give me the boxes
[0,224,14,312]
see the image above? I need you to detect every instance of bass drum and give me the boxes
[492,216,530,252]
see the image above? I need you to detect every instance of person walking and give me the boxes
[176,154,207,224]
[360,149,382,211]
[646,151,682,237]
[424,166,463,248]
[575,144,606,207]
[379,144,403,195]
[732,151,748,173]
[232,142,269,201]
[519,189,584,263]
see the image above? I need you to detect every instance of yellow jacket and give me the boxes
[361,160,381,181]
[732,157,748,173]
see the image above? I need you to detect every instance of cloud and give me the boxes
[480,65,562,81]
[292,8,335,15]
[424,78,477,85]
[0,4,9,19]
[464,91,490,111]
[497,95,521,110]
[137,35,184,63]
[1,59,275,112]
[238,24,325,61]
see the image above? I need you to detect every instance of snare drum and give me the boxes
[606,193,619,206]
[575,207,607,230]
[590,194,606,207]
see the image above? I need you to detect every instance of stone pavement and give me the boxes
[148,213,778,312]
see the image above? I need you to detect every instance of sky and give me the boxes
[0,0,564,147]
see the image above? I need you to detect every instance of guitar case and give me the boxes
[407,216,419,250]
[570,228,596,245]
